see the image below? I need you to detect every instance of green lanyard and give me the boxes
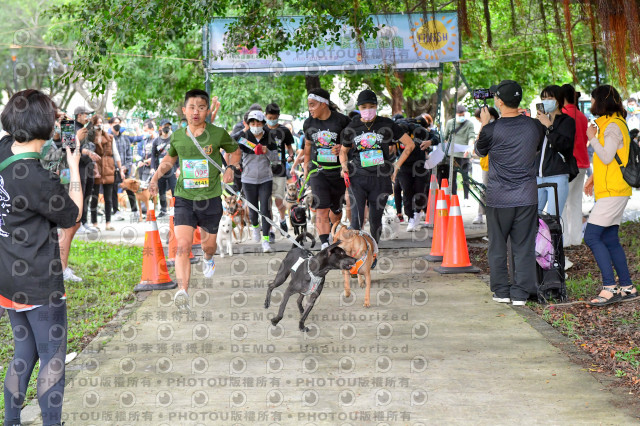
[0,152,41,173]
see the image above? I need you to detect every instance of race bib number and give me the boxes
[237,137,257,150]
[317,148,337,163]
[182,159,210,189]
[359,150,384,167]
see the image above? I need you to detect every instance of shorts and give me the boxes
[271,176,287,199]
[310,170,346,215]
[174,196,223,234]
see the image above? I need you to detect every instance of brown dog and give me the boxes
[331,222,378,307]
[224,195,249,242]
[120,178,157,221]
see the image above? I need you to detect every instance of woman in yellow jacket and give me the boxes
[584,85,638,305]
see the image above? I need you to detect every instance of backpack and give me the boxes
[613,119,640,188]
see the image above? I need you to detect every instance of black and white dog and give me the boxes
[264,237,356,332]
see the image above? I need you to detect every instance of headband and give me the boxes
[307,94,329,105]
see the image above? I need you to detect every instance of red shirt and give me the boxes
[562,104,590,169]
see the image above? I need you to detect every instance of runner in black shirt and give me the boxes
[340,89,416,243]
[303,88,351,249]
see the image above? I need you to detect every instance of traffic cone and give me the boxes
[424,174,438,228]
[423,190,448,262]
[134,206,177,292]
[434,195,481,274]
[441,178,450,212]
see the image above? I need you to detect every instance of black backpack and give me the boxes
[613,119,640,188]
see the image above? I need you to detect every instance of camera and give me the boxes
[473,89,495,101]
[60,119,76,150]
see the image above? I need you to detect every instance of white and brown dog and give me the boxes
[224,194,249,242]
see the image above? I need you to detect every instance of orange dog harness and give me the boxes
[348,230,378,275]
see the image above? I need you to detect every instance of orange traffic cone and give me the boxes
[434,195,481,274]
[424,174,438,228]
[165,214,198,267]
[440,178,450,212]
[134,206,177,292]
[424,190,448,262]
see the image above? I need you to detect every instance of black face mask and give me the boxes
[113,124,121,132]
[162,127,171,134]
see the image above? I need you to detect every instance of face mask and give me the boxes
[250,126,263,136]
[266,119,278,126]
[489,119,495,123]
[113,124,121,133]
[360,108,377,121]
[456,115,466,123]
[542,99,557,113]
[181,122,187,128]
[628,105,637,113]
[162,127,171,134]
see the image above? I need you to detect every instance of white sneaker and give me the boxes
[321,242,329,250]
[113,211,126,221]
[406,218,417,232]
[76,225,88,235]
[252,227,261,243]
[130,212,140,221]
[472,215,484,224]
[86,225,99,233]
[202,256,216,278]
[262,241,274,253]
[565,258,573,270]
[63,267,83,282]
[174,289,190,312]
[492,294,511,303]
[512,300,527,306]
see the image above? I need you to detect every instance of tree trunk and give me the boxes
[390,72,405,115]
[305,75,321,92]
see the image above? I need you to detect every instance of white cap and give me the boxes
[247,110,265,122]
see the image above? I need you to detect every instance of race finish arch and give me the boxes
[202,13,460,75]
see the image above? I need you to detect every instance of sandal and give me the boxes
[589,286,622,306]
[620,285,639,301]
[105,225,115,231]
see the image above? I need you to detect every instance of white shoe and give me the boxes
[130,212,140,221]
[252,227,261,243]
[565,258,573,270]
[492,295,511,303]
[63,267,83,282]
[406,218,417,232]
[512,300,527,306]
[321,242,329,250]
[174,289,190,312]
[86,225,99,233]
[262,241,274,253]
[472,215,484,224]
[76,225,88,235]
[202,256,216,278]
[113,211,126,221]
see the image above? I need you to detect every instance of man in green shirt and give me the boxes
[150,89,240,312]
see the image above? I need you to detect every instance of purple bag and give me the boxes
[536,218,554,270]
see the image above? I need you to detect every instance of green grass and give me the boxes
[0,241,141,422]
[565,275,601,301]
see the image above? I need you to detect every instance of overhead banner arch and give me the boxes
[204,12,460,75]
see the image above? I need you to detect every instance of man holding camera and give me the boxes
[152,119,178,218]
[475,80,545,306]
[74,106,101,234]
[440,104,475,198]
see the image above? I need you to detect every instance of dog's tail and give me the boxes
[293,233,316,249]
[330,221,343,242]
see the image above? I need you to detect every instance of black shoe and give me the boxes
[371,257,378,270]
[280,219,288,232]
[157,211,167,218]
[269,231,275,243]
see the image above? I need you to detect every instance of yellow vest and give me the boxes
[480,155,489,172]
[593,114,632,200]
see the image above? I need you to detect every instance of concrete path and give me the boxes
[23,247,639,425]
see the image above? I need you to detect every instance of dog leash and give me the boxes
[186,127,307,251]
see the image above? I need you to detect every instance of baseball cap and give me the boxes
[247,110,265,122]
[456,104,467,114]
[74,105,94,115]
[160,119,172,127]
[356,89,378,106]
[489,80,523,105]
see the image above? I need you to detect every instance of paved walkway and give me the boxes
[22,246,639,425]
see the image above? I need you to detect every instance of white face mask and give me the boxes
[250,126,263,136]
[456,115,466,123]
[542,99,558,114]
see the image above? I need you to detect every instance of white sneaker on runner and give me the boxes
[406,218,417,232]
[321,242,329,250]
[202,257,216,278]
[174,289,190,312]
[252,227,261,243]
[262,241,274,253]
[63,267,83,282]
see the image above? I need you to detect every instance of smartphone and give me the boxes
[60,119,76,149]
[536,103,545,114]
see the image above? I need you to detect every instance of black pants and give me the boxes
[243,181,273,237]
[348,174,392,243]
[80,173,94,225]
[486,204,538,301]
[90,183,113,224]
[112,189,137,213]
[436,158,470,198]
[397,168,428,218]
[158,174,177,212]
[393,176,403,216]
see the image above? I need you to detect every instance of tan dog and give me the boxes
[119,178,157,221]
[117,193,129,209]
[285,183,299,211]
[224,195,249,242]
[331,222,378,307]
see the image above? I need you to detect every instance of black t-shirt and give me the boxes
[265,124,294,177]
[396,124,428,171]
[0,137,79,305]
[303,111,351,173]
[342,116,405,177]
[152,136,178,178]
